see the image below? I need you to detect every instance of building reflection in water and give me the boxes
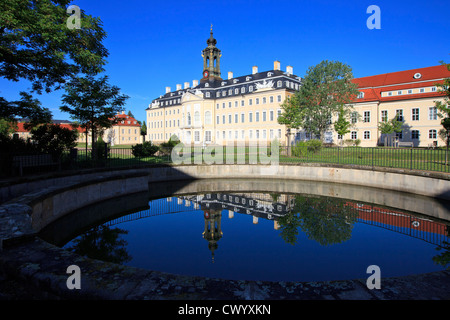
[174,192,450,263]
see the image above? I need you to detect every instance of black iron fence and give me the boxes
[1,145,449,178]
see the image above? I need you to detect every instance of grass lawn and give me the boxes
[68,145,450,173]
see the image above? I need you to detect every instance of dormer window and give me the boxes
[246,76,251,81]
[267,72,273,77]
[221,81,226,86]
[357,92,365,99]
[233,79,239,84]
[205,83,209,87]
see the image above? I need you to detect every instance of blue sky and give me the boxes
[1,0,449,124]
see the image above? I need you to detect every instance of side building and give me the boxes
[345,65,450,147]
[146,29,302,146]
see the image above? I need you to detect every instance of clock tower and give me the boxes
[201,25,222,83]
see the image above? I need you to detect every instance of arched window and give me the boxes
[194,111,200,124]
[187,112,191,126]
[205,111,212,125]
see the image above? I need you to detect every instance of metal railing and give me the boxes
[1,145,449,178]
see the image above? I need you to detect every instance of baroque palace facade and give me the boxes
[146,29,301,146]
[147,29,450,147]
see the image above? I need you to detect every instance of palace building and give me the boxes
[146,28,302,146]
[147,28,450,148]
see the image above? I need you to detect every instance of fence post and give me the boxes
[372,147,374,170]
[410,148,413,170]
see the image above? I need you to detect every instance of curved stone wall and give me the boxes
[1,164,450,300]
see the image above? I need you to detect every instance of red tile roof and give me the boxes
[113,113,141,127]
[15,122,85,133]
[352,65,450,103]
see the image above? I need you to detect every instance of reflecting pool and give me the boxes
[40,179,450,282]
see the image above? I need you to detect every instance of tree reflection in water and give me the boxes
[66,225,131,264]
[277,195,358,246]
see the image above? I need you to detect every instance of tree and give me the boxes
[30,123,78,160]
[60,75,129,158]
[140,121,147,142]
[378,116,403,147]
[0,0,108,124]
[279,60,359,142]
[334,106,352,146]
[278,94,301,155]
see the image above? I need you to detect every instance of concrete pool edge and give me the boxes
[1,164,450,300]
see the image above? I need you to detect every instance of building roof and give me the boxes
[149,68,302,109]
[15,122,85,133]
[112,113,141,127]
[353,64,450,103]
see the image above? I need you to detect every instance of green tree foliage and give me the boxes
[0,0,108,123]
[435,62,450,146]
[30,123,78,159]
[60,75,129,156]
[334,106,352,145]
[278,60,359,142]
[378,116,403,146]
[140,121,147,141]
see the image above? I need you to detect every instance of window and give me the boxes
[351,112,358,124]
[263,130,267,139]
[249,98,253,106]
[205,92,210,98]
[429,129,437,139]
[194,131,200,142]
[262,111,266,121]
[249,130,253,139]
[241,87,246,94]
[351,131,357,140]
[256,130,260,139]
[363,111,370,123]
[270,110,274,121]
[412,108,419,121]
[216,115,220,125]
[420,88,425,93]
[277,81,282,88]
[249,112,253,122]
[255,112,259,122]
[396,131,403,140]
[187,113,191,126]
[228,102,232,108]
[357,92,364,99]
[205,111,211,125]
[241,113,245,123]
[270,96,274,103]
[228,114,232,124]
[241,130,245,139]
[235,113,238,123]
[241,100,245,106]
[431,87,437,92]
[262,97,267,104]
[364,131,370,140]
[407,89,413,94]
[411,130,420,139]
[194,111,200,124]
[396,109,404,122]
[270,129,274,139]
[222,103,225,109]
[277,95,282,102]
[256,98,259,105]
[222,115,225,124]
[429,107,437,120]
[277,129,282,139]
[397,91,402,95]
[381,110,388,122]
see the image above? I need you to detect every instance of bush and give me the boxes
[132,141,159,158]
[292,139,323,157]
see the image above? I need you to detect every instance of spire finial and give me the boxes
[210,23,213,32]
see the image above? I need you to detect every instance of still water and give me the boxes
[40,180,450,282]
